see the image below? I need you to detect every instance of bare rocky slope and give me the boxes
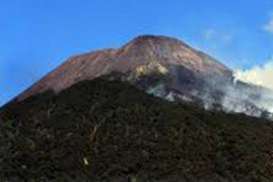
[17,35,232,100]
[15,35,273,117]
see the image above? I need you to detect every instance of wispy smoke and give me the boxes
[200,76,265,117]
[142,62,273,119]
[231,61,273,115]
[234,61,273,90]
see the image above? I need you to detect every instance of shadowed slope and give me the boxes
[1,78,273,181]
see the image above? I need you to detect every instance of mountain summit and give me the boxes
[16,35,272,117]
[18,35,231,99]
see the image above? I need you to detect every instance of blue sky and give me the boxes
[1,0,273,106]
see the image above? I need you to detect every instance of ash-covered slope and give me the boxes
[16,35,273,117]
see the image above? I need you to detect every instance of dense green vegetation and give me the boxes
[0,78,273,181]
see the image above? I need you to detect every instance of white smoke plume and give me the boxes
[232,61,273,115]
[234,61,273,90]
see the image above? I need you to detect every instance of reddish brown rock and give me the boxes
[17,35,232,101]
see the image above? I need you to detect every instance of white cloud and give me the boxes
[264,20,273,33]
[203,28,233,44]
[234,61,273,114]
[263,14,273,34]
[203,29,216,40]
[235,61,273,90]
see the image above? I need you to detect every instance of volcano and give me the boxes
[1,35,273,181]
[18,35,231,99]
[15,35,272,117]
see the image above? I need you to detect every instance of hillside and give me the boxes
[17,35,231,101]
[1,77,273,181]
[14,35,273,118]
